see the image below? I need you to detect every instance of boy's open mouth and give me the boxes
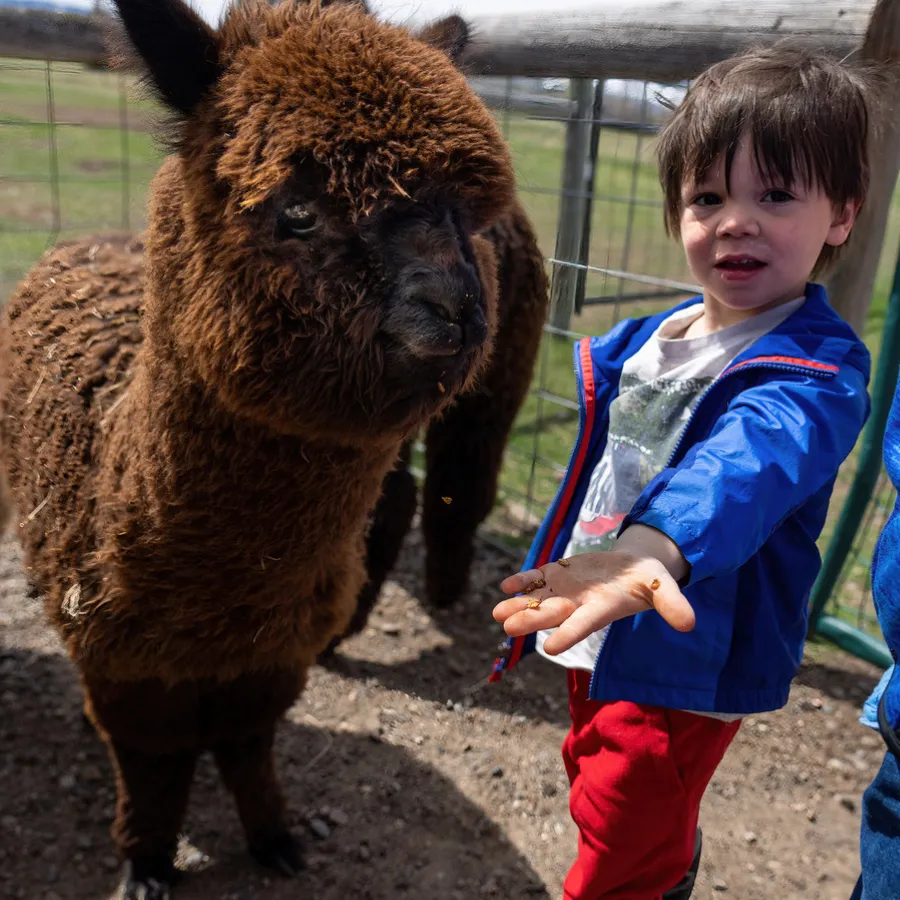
[715,256,766,271]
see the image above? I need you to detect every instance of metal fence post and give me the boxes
[549,77,596,332]
[574,78,605,315]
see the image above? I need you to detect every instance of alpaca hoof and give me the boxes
[120,878,172,900]
[249,830,304,877]
[425,554,471,610]
[119,853,178,900]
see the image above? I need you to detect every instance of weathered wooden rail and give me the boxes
[0,6,106,64]
[0,1,884,80]
[461,1,872,81]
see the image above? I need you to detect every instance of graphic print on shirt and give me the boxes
[565,373,714,557]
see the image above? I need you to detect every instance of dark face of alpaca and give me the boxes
[114,0,516,442]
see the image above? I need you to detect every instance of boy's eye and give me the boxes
[691,192,722,208]
[763,189,794,203]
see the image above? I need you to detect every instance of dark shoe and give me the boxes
[662,828,702,900]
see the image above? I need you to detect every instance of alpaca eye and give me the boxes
[278,204,319,238]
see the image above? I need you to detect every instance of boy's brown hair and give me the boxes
[656,45,876,272]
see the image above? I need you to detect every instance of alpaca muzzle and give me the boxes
[383,262,487,361]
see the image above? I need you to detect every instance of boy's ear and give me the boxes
[825,200,860,248]
[109,0,223,117]
[417,14,470,63]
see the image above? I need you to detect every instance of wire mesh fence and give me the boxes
[3,55,900,659]
[828,470,895,636]
[0,57,162,299]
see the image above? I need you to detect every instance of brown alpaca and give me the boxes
[0,0,517,896]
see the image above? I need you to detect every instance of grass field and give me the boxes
[3,57,899,638]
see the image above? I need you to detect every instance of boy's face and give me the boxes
[679,136,857,320]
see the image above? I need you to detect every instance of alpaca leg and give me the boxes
[320,442,417,657]
[422,324,541,608]
[107,739,198,899]
[207,668,305,877]
[83,675,200,899]
[422,394,508,608]
[213,729,303,876]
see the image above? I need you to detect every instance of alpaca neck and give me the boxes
[115,349,401,558]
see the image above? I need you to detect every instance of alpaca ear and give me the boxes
[110,0,222,116]
[417,14,470,62]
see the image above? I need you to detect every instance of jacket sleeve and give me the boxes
[625,363,869,585]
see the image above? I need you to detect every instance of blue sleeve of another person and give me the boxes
[862,379,900,731]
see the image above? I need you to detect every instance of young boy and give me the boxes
[489,47,874,900]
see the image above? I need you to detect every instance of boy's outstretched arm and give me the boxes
[493,524,696,655]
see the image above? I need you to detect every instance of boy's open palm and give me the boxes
[493,551,696,656]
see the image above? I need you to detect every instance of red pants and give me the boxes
[562,670,740,900]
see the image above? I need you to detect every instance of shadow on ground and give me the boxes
[0,646,547,900]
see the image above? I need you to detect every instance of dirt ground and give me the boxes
[0,524,889,900]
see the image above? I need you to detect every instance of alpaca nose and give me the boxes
[412,266,485,336]
[387,263,487,359]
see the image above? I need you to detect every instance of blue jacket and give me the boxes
[491,284,870,715]
[859,380,900,746]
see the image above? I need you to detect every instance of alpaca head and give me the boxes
[113,0,516,442]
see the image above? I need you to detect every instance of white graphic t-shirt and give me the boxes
[536,297,805,688]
